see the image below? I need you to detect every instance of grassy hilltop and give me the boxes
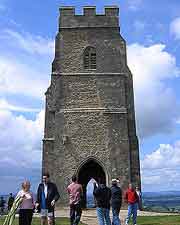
[1,216,180,225]
[137,215,180,225]
[0,217,85,225]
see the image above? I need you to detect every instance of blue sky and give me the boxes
[0,0,180,194]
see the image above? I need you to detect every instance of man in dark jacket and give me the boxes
[36,172,60,225]
[111,179,122,225]
[93,178,111,225]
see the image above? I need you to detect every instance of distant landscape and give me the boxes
[87,191,180,212]
[142,191,180,212]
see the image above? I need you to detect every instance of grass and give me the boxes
[137,215,180,225]
[1,215,180,225]
[0,217,86,225]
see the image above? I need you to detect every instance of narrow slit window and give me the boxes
[84,47,96,70]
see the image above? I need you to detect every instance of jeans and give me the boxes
[70,203,82,225]
[125,203,138,225]
[96,207,111,225]
[112,207,121,225]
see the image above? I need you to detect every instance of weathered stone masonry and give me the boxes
[42,6,141,206]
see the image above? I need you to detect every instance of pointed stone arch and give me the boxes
[76,157,107,208]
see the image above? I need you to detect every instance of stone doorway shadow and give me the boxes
[77,158,106,208]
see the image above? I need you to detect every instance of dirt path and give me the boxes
[55,208,178,225]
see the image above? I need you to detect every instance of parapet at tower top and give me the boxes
[59,6,120,29]
[59,6,119,16]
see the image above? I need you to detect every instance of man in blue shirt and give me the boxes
[36,172,60,225]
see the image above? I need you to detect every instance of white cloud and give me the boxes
[0,28,53,99]
[170,17,180,40]
[0,98,39,112]
[0,109,44,169]
[0,56,48,98]
[0,27,52,192]
[142,168,180,191]
[1,29,54,55]
[127,43,180,138]
[0,109,44,193]
[142,141,180,169]
[141,141,180,191]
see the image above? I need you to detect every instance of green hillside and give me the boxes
[0,215,180,225]
[137,215,180,225]
[0,217,85,225]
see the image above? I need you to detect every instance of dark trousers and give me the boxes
[70,203,82,225]
[19,209,33,225]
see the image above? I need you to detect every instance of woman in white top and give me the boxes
[16,180,35,225]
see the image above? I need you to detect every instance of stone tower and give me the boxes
[43,6,141,206]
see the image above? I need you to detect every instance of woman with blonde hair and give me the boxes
[16,180,35,225]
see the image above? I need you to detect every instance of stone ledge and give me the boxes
[58,107,127,114]
[52,72,127,76]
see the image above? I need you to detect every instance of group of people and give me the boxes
[67,176,142,225]
[93,180,141,225]
[8,172,141,225]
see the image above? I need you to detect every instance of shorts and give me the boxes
[41,209,54,218]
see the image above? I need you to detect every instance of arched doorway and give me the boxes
[77,158,106,208]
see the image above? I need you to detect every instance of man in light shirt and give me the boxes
[36,172,60,225]
[67,175,83,225]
